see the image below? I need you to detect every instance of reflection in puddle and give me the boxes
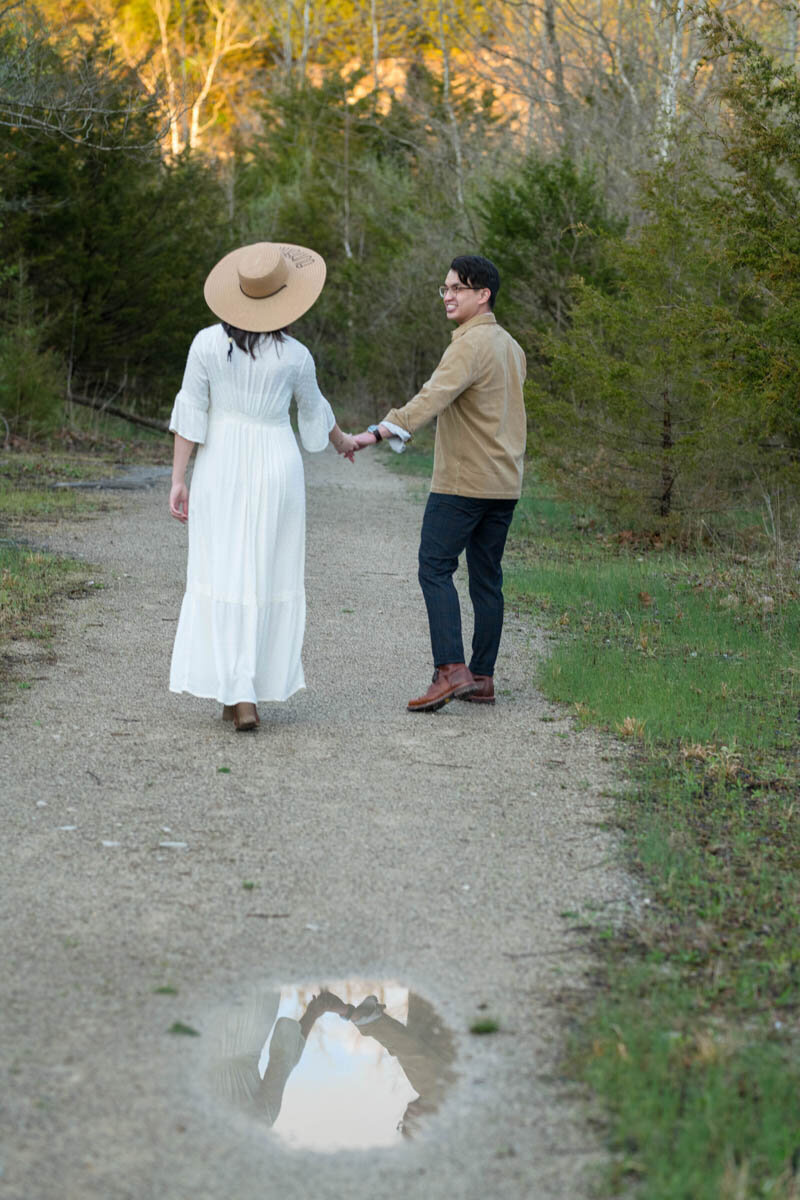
[208,981,456,1150]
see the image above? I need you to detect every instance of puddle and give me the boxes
[53,465,172,491]
[207,980,457,1150]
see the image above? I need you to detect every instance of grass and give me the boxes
[0,442,119,693]
[500,480,800,1199]
[0,451,106,520]
[0,427,171,657]
[379,424,435,478]
[0,442,146,521]
[506,555,800,751]
[0,542,93,642]
[379,441,800,1194]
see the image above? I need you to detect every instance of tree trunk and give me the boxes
[342,95,353,261]
[67,391,169,434]
[788,7,798,64]
[436,0,474,235]
[153,0,182,155]
[544,0,570,150]
[658,0,686,160]
[660,387,673,518]
[299,0,310,78]
[370,0,380,91]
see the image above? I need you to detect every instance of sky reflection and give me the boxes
[208,979,456,1151]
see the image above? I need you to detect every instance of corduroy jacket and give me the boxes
[381,312,527,499]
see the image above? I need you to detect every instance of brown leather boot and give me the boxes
[407,663,477,712]
[233,702,259,731]
[457,674,495,704]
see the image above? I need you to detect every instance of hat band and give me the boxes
[240,282,287,301]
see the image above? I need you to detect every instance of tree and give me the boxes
[233,71,501,416]
[0,3,167,149]
[480,152,624,347]
[530,153,765,534]
[696,3,800,454]
[0,40,228,422]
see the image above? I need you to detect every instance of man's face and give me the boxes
[441,268,491,325]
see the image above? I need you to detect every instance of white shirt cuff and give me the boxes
[381,420,409,454]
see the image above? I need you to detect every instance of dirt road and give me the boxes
[1,448,630,1199]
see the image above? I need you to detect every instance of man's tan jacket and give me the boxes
[382,312,527,499]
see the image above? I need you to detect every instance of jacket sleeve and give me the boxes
[293,351,335,452]
[381,337,477,435]
[169,333,210,444]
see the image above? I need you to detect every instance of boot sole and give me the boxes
[408,683,477,712]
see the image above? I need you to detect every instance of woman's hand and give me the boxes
[333,431,359,462]
[169,481,189,523]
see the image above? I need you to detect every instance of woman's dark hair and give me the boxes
[450,254,501,310]
[221,321,288,360]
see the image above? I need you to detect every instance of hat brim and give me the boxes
[203,242,326,332]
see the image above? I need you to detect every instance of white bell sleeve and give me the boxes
[293,350,335,452]
[169,332,210,444]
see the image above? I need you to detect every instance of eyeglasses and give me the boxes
[438,284,481,298]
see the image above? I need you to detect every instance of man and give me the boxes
[354,254,527,712]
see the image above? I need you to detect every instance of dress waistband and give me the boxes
[208,409,291,429]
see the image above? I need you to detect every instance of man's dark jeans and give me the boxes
[418,492,517,677]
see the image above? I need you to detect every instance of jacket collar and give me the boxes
[451,311,497,341]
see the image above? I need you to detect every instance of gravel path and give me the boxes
[1,448,632,1199]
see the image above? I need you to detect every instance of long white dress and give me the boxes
[168,324,335,704]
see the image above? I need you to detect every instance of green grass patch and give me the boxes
[379,425,435,478]
[507,555,800,751]
[469,1018,500,1035]
[0,446,110,695]
[0,479,101,520]
[0,448,117,521]
[0,542,92,642]
[505,472,800,1198]
[167,1021,200,1037]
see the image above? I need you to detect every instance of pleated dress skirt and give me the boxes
[169,409,307,704]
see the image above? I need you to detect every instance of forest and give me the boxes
[2,0,800,534]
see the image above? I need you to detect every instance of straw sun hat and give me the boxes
[203,242,326,332]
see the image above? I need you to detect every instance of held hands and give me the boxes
[333,432,359,462]
[331,424,391,460]
[169,481,189,523]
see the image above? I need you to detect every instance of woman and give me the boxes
[168,241,357,730]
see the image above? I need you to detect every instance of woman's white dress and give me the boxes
[168,324,335,704]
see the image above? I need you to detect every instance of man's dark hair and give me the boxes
[450,255,500,310]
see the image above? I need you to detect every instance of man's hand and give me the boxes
[354,424,393,449]
[353,431,378,449]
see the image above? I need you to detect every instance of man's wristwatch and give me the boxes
[367,424,383,441]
